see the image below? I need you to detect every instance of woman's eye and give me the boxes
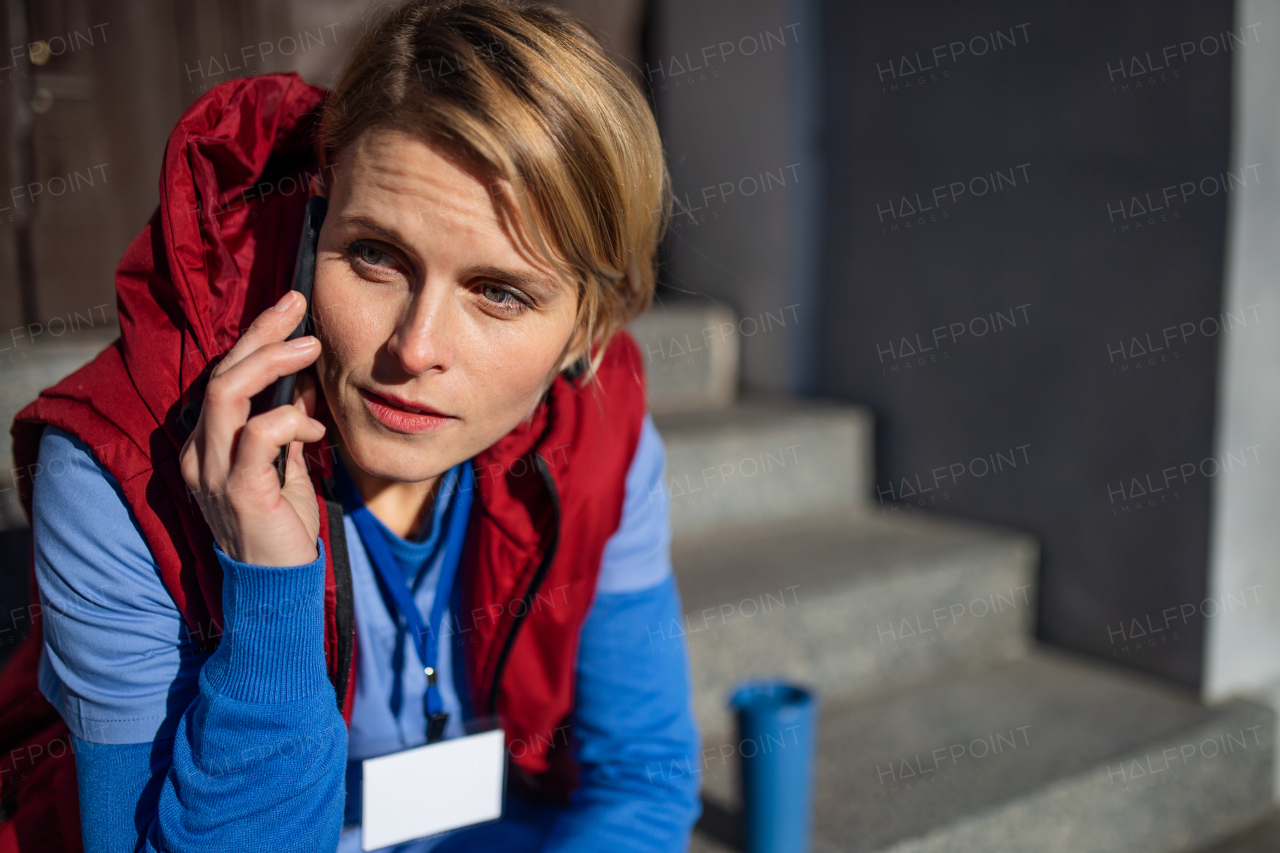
[481,283,526,311]
[356,243,388,266]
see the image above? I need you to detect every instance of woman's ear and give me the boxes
[555,324,592,374]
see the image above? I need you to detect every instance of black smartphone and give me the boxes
[250,195,328,487]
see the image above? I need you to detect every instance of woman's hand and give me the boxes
[180,291,328,567]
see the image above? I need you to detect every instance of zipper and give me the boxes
[486,452,561,715]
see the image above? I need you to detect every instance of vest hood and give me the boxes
[11,73,331,645]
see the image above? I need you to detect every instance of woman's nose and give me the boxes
[386,288,452,376]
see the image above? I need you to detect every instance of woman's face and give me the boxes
[310,127,581,484]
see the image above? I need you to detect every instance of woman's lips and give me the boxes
[358,388,455,434]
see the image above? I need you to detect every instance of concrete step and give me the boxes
[1192,810,1280,852]
[0,329,118,530]
[690,650,1275,853]
[627,301,739,414]
[655,398,874,539]
[669,510,1038,742]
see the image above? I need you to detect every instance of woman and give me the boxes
[0,2,701,851]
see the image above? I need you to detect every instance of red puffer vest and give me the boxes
[0,73,646,852]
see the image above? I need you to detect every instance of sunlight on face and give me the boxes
[311,128,580,484]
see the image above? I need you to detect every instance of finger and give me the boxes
[227,404,327,500]
[201,337,321,458]
[213,290,308,377]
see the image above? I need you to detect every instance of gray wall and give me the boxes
[815,0,1236,687]
[651,0,820,394]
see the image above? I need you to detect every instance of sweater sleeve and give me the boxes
[139,541,347,852]
[32,428,347,852]
[543,414,703,852]
[71,542,348,853]
[545,578,703,852]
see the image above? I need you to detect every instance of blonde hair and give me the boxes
[319,0,670,380]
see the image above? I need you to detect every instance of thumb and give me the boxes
[287,434,309,475]
[293,370,319,418]
[283,402,315,495]
[281,437,322,540]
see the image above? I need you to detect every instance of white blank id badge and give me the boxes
[361,728,506,851]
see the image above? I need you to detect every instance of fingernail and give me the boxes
[287,336,317,348]
[271,291,298,311]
